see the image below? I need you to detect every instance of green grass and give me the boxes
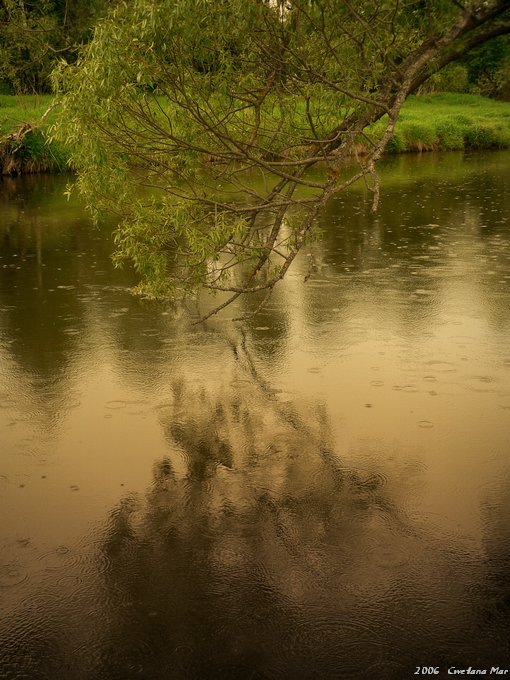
[0,94,68,174]
[381,93,510,153]
[0,94,55,135]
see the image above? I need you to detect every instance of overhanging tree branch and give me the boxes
[52,0,510,321]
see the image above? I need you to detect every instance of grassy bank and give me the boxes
[0,94,68,175]
[1,93,510,175]
[374,93,510,153]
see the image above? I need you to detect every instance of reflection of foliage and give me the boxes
[89,341,504,678]
[99,380,419,677]
[1,343,509,677]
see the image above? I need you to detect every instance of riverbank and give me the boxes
[1,93,510,175]
[377,93,510,153]
[0,95,68,175]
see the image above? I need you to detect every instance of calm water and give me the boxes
[0,152,509,679]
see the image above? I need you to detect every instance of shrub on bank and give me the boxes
[402,122,438,151]
[436,120,465,150]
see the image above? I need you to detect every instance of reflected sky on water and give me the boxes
[0,152,509,679]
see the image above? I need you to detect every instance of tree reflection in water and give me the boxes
[1,337,509,679]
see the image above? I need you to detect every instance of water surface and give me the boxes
[0,153,509,679]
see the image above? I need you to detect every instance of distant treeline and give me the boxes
[0,0,509,100]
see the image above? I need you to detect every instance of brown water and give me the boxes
[0,152,509,679]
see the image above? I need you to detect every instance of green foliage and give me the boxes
[463,35,510,99]
[50,0,510,315]
[418,36,510,100]
[385,129,407,153]
[418,63,470,95]
[20,128,68,169]
[0,0,111,93]
[112,197,249,299]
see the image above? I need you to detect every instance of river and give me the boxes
[0,151,509,679]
